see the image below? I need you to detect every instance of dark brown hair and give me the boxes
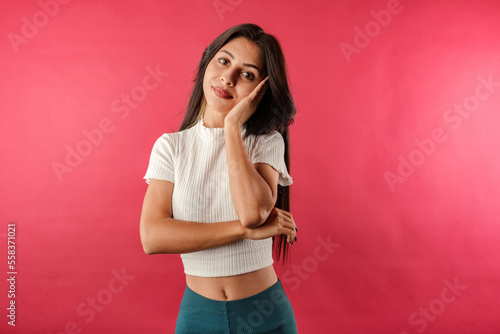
[179,23,296,262]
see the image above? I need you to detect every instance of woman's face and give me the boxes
[203,37,266,114]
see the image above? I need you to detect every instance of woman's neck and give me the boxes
[202,108,227,128]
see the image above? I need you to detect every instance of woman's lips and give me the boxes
[212,86,233,99]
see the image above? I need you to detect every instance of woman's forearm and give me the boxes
[224,123,276,228]
[140,217,246,255]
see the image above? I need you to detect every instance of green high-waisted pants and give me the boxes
[175,279,298,333]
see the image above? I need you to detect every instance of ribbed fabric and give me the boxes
[144,118,292,277]
[175,280,298,333]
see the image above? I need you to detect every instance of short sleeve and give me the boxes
[143,135,175,184]
[251,131,293,187]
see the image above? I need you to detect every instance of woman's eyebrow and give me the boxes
[220,50,261,73]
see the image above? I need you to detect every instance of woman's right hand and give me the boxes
[244,207,297,245]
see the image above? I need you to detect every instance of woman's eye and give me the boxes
[218,58,229,65]
[242,72,255,80]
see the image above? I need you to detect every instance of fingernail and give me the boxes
[294,236,297,242]
[295,227,298,232]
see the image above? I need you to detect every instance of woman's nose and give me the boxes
[220,69,236,86]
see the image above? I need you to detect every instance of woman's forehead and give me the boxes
[217,37,263,69]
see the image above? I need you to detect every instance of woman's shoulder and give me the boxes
[154,124,197,145]
[244,130,283,147]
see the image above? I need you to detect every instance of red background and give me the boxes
[1,0,500,333]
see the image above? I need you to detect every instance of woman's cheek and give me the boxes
[241,85,256,98]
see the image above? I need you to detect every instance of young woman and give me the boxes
[140,23,298,333]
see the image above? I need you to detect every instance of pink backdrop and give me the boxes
[1,0,500,333]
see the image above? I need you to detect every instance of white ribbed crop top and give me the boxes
[144,118,292,277]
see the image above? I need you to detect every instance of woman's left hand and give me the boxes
[224,77,269,129]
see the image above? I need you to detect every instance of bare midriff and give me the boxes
[185,265,278,301]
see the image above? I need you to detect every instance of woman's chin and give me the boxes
[206,104,231,115]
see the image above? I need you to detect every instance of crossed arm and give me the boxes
[140,162,291,255]
[140,136,292,255]
[140,78,295,255]
[140,179,245,254]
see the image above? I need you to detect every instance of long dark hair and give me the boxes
[179,23,296,262]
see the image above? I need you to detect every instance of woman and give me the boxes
[140,23,298,333]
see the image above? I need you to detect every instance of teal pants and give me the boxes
[175,280,298,333]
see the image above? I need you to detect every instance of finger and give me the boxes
[248,76,269,101]
[271,208,295,244]
[279,219,296,244]
[276,209,296,229]
[275,207,292,217]
[283,228,294,244]
[275,209,293,227]
[274,214,293,241]
[277,211,296,244]
[281,223,296,237]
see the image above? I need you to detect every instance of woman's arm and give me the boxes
[140,179,246,254]
[224,78,278,228]
[224,125,279,228]
[140,179,297,255]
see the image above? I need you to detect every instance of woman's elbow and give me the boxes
[238,188,276,228]
[240,207,271,229]
[140,222,160,255]
[142,244,156,256]
[241,218,262,229]
[140,222,178,255]
[140,232,156,255]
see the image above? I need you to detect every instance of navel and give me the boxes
[222,289,229,300]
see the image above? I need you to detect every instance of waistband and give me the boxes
[182,280,288,313]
